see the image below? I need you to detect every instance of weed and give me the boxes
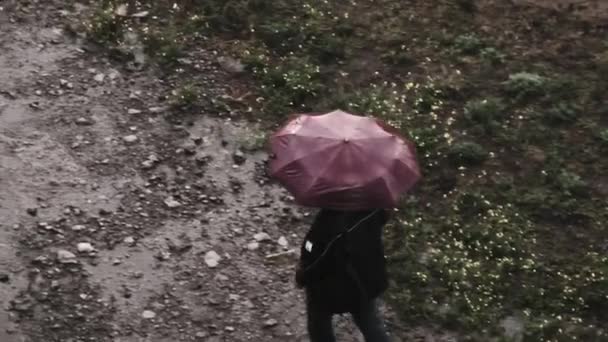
[143,27,183,66]
[447,141,488,165]
[170,84,199,109]
[480,47,506,65]
[87,6,126,44]
[464,97,506,132]
[554,170,588,197]
[239,128,268,151]
[597,129,608,145]
[543,102,579,124]
[453,34,484,55]
[504,72,546,99]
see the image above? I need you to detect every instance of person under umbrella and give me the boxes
[269,110,421,342]
[296,208,392,342]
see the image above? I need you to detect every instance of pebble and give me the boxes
[75,117,94,126]
[57,250,77,264]
[254,232,271,242]
[124,236,136,246]
[164,197,181,208]
[77,242,94,253]
[204,251,221,268]
[71,224,86,231]
[263,319,278,328]
[217,56,245,73]
[142,310,156,319]
[26,208,37,216]
[93,73,105,83]
[246,242,259,251]
[127,108,142,115]
[123,135,138,144]
[278,236,288,247]
[148,106,165,114]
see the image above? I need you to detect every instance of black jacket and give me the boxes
[296,209,390,313]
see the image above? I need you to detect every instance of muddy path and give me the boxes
[0,3,451,342]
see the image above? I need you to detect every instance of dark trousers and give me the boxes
[306,294,391,342]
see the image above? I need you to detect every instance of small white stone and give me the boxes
[123,236,135,246]
[277,236,288,247]
[142,310,156,319]
[77,242,94,253]
[254,232,271,242]
[123,135,138,144]
[71,224,85,231]
[127,108,142,115]
[246,242,259,251]
[164,197,181,208]
[204,251,221,268]
[93,73,105,82]
[57,250,77,263]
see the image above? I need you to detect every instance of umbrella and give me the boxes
[269,110,421,209]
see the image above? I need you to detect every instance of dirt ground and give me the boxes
[0,2,458,342]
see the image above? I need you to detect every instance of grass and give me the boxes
[85,1,608,340]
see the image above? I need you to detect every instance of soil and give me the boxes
[0,2,457,342]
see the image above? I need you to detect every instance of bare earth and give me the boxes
[0,2,453,342]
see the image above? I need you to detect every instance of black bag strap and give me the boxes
[299,209,380,278]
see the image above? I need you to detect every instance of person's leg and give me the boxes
[306,293,336,342]
[351,298,391,342]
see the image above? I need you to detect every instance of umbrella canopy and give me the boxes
[269,110,421,209]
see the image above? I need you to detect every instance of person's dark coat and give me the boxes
[296,209,390,314]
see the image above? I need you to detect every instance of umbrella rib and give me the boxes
[301,144,345,197]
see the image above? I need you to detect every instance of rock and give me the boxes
[26,208,37,216]
[254,232,271,242]
[124,236,136,246]
[164,197,181,208]
[71,224,85,231]
[114,4,128,16]
[233,150,246,165]
[141,154,159,169]
[57,250,77,264]
[131,10,149,18]
[142,310,156,319]
[123,135,138,144]
[108,69,121,80]
[93,73,105,83]
[127,108,142,115]
[277,236,288,247]
[148,106,166,114]
[246,242,259,251]
[77,242,94,253]
[195,331,207,338]
[0,273,9,283]
[217,56,245,73]
[75,117,94,126]
[59,79,73,88]
[204,251,221,268]
[263,318,278,328]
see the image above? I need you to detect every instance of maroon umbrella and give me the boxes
[269,110,421,210]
